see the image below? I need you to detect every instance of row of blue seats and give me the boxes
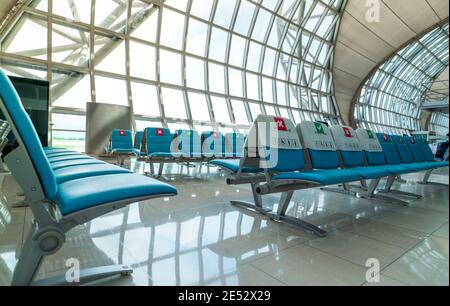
[210,115,448,237]
[107,128,246,160]
[107,128,245,158]
[0,69,177,286]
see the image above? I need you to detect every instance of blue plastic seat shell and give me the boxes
[51,159,105,171]
[272,169,361,185]
[54,163,131,184]
[210,159,263,173]
[55,174,177,215]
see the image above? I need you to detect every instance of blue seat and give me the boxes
[143,127,173,158]
[416,136,449,167]
[391,135,439,171]
[376,133,422,173]
[55,174,176,215]
[108,129,136,155]
[51,159,105,170]
[48,155,94,163]
[272,169,361,185]
[202,131,224,158]
[210,159,262,173]
[329,125,391,179]
[45,151,87,158]
[173,129,202,158]
[0,69,177,286]
[54,163,131,184]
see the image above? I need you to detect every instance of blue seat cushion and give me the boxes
[52,159,105,171]
[272,169,361,185]
[48,155,94,163]
[210,159,263,173]
[376,164,415,175]
[46,151,86,158]
[433,161,449,168]
[54,163,131,184]
[54,174,177,215]
[345,166,390,179]
[44,149,79,154]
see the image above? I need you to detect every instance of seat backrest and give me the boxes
[415,136,436,162]
[225,133,245,157]
[0,70,57,198]
[245,115,305,172]
[330,125,365,167]
[376,133,402,165]
[144,127,172,155]
[111,129,133,150]
[355,128,386,165]
[201,131,224,158]
[404,136,425,162]
[391,135,415,163]
[173,129,201,158]
[134,131,144,151]
[297,121,340,169]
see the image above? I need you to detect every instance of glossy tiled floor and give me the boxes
[0,161,448,286]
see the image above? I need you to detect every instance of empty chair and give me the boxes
[107,129,135,155]
[201,131,224,158]
[142,127,173,158]
[0,69,177,286]
[173,129,202,159]
[212,116,370,237]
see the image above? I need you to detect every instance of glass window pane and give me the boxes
[211,96,231,123]
[95,76,128,106]
[188,92,210,121]
[161,87,186,119]
[130,41,156,80]
[186,56,205,90]
[231,100,249,125]
[186,18,208,56]
[160,50,182,85]
[52,72,91,109]
[160,8,185,50]
[131,82,160,116]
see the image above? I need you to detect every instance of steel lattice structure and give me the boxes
[0,0,346,150]
[353,21,449,135]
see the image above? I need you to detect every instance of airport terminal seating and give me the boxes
[137,127,246,177]
[0,69,177,286]
[211,115,448,237]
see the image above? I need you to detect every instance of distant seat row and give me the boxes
[210,115,448,237]
[106,128,246,166]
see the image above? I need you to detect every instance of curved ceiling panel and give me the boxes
[353,21,449,134]
[333,0,449,123]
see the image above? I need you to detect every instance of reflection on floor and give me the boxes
[0,160,448,286]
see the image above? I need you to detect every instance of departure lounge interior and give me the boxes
[0,0,449,288]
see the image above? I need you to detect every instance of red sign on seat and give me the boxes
[274,117,287,131]
[382,134,389,142]
[343,127,352,138]
[156,128,165,136]
[119,130,126,136]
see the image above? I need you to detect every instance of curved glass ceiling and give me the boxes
[354,21,449,135]
[0,0,345,150]
[429,112,449,137]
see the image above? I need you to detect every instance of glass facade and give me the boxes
[0,0,345,151]
[429,112,449,137]
[354,22,449,135]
